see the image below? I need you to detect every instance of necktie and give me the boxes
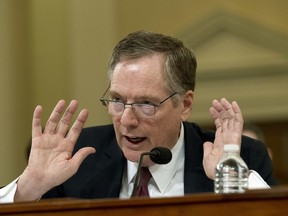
[135,167,152,196]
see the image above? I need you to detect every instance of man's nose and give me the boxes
[120,106,139,127]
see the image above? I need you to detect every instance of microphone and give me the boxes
[131,147,172,197]
[149,147,173,164]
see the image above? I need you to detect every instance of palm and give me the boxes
[27,135,77,187]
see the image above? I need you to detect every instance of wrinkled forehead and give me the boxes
[109,54,169,95]
[109,53,167,77]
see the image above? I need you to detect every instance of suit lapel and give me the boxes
[183,122,214,194]
[92,137,126,198]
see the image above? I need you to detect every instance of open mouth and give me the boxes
[125,136,146,144]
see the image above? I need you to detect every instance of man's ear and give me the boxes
[181,90,193,121]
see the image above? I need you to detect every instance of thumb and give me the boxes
[71,147,96,171]
[203,141,217,180]
[203,141,213,160]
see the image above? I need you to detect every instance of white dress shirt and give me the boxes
[120,123,185,198]
[0,178,18,203]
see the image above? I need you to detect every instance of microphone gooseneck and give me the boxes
[131,147,172,197]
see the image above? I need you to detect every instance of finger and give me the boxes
[231,101,244,129]
[213,98,235,130]
[210,99,228,131]
[66,109,89,143]
[220,99,243,130]
[209,107,222,129]
[56,100,79,136]
[220,98,232,110]
[211,98,235,131]
[32,105,43,138]
[44,100,66,134]
[70,147,96,172]
[212,99,229,120]
[220,98,236,130]
[212,98,233,117]
[211,99,222,113]
[219,98,235,119]
[232,101,243,122]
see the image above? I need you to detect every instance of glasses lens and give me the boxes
[106,101,156,118]
[108,101,124,115]
[134,104,155,117]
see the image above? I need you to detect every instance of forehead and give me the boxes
[110,54,168,96]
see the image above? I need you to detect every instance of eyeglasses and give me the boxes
[100,87,177,118]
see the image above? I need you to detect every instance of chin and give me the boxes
[123,149,141,163]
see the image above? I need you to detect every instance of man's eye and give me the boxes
[111,97,123,102]
[141,100,156,106]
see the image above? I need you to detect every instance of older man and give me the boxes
[1,31,276,203]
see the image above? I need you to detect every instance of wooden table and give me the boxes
[1,186,288,216]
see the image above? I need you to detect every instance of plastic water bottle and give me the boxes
[214,144,249,194]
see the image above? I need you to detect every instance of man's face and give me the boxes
[109,54,191,166]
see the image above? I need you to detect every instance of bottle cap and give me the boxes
[224,144,240,152]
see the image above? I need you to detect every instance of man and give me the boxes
[1,31,276,203]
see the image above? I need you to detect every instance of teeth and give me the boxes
[131,138,142,141]
[127,136,145,144]
[131,138,142,142]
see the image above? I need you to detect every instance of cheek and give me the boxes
[112,117,121,139]
[150,115,182,148]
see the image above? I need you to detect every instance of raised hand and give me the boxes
[203,98,244,180]
[15,100,96,201]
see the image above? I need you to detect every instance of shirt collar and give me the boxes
[127,122,185,193]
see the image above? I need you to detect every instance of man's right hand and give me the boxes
[14,100,96,202]
[203,98,244,180]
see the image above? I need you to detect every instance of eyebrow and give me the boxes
[109,91,160,102]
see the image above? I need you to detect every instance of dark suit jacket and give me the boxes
[42,122,277,199]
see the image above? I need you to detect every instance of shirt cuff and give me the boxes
[248,170,270,189]
[0,177,19,203]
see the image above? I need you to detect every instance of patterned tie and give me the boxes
[135,167,152,196]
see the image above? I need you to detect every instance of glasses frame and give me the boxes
[99,85,177,118]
